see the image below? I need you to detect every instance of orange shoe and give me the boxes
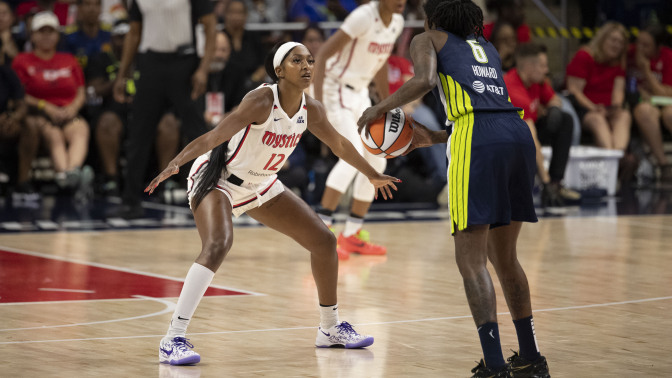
[336,245,350,260]
[337,230,387,255]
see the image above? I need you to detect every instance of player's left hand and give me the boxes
[369,173,401,200]
[357,105,385,134]
[191,68,208,100]
[145,162,180,195]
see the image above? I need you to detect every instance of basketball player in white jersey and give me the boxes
[145,42,400,366]
[313,0,406,256]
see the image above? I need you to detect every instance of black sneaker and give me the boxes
[471,359,511,378]
[507,351,550,378]
[541,184,566,215]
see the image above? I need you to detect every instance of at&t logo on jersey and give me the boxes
[472,80,504,96]
[297,116,305,124]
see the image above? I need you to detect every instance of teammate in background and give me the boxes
[146,42,399,366]
[313,0,406,258]
[358,1,550,377]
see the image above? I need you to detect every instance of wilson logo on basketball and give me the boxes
[360,107,413,159]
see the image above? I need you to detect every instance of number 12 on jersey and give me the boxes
[467,40,488,64]
[263,153,286,171]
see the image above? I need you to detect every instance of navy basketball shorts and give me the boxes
[446,111,538,234]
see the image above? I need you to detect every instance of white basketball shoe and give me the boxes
[315,321,374,348]
[159,336,201,365]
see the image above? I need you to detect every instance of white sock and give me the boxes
[166,263,215,338]
[318,213,333,227]
[343,216,364,237]
[319,304,340,329]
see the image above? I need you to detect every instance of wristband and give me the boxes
[37,100,46,110]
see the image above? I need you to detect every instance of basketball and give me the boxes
[360,107,414,158]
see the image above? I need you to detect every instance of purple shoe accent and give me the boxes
[345,336,374,349]
[170,354,201,365]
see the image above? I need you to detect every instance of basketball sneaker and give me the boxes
[507,351,550,378]
[337,230,386,255]
[159,336,201,365]
[470,359,511,377]
[328,227,350,260]
[315,321,374,349]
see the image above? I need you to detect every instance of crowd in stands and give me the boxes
[1,0,672,214]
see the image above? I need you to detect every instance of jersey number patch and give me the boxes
[263,153,286,171]
[467,40,488,64]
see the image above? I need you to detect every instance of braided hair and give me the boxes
[424,0,485,40]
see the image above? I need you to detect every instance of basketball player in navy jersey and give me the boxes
[146,42,400,365]
[358,1,550,377]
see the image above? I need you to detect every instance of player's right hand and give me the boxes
[403,117,433,155]
[368,173,401,200]
[145,163,180,195]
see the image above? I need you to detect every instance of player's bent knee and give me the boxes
[310,227,337,257]
[200,236,233,267]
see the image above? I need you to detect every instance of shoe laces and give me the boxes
[471,359,487,374]
[172,337,194,351]
[336,321,359,336]
[356,229,370,242]
[506,350,521,364]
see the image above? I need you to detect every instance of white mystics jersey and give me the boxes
[224,83,308,183]
[325,1,404,91]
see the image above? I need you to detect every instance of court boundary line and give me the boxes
[2,295,670,345]
[0,245,265,297]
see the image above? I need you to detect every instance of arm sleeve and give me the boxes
[129,0,142,22]
[192,0,214,19]
[566,49,591,79]
[339,6,371,38]
[540,80,556,105]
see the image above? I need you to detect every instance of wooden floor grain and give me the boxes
[1,215,671,377]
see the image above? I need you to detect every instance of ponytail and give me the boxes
[190,142,228,211]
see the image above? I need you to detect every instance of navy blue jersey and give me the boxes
[434,30,523,122]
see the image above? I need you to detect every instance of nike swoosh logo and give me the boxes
[274,118,281,121]
[320,330,330,337]
[160,347,173,356]
[177,316,189,320]
[511,364,531,371]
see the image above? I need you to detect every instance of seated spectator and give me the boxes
[15,0,71,26]
[12,11,92,196]
[87,20,179,196]
[0,1,20,61]
[504,43,580,208]
[202,31,247,127]
[566,21,631,151]
[223,0,266,85]
[0,48,39,200]
[63,0,112,69]
[627,25,672,183]
[245,0,285,23]
[490,21,517,72]
[484,0,530,43]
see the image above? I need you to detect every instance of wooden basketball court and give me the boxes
[2,215,671,377]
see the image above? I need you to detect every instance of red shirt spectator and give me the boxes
[484,22,530,43]
[12,52,84,106]
[504,68,555,122]
[627,43,672,87]
[566,49,625,106]
[15,1,70,26]
[387,55,413,94]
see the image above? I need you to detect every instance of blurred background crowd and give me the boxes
[1,0,671,217]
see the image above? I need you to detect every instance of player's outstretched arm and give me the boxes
[145,88,273,194]
[306,97,400,200]
[357,32,439,129]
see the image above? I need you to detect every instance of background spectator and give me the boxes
[87,20,180,197]
[223,0,266,86]
[112,0,216,217]
[202,31,247,127]
[504,43,579,208]
[484,0,530,43]
[0,0,20,61]
[63,0,111,70]
[12,11,91,197]
[566,21,631,151]
[0,44,39,200]
[628,25,672,184]
[490,21,517,72]
[15,0,71,26]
